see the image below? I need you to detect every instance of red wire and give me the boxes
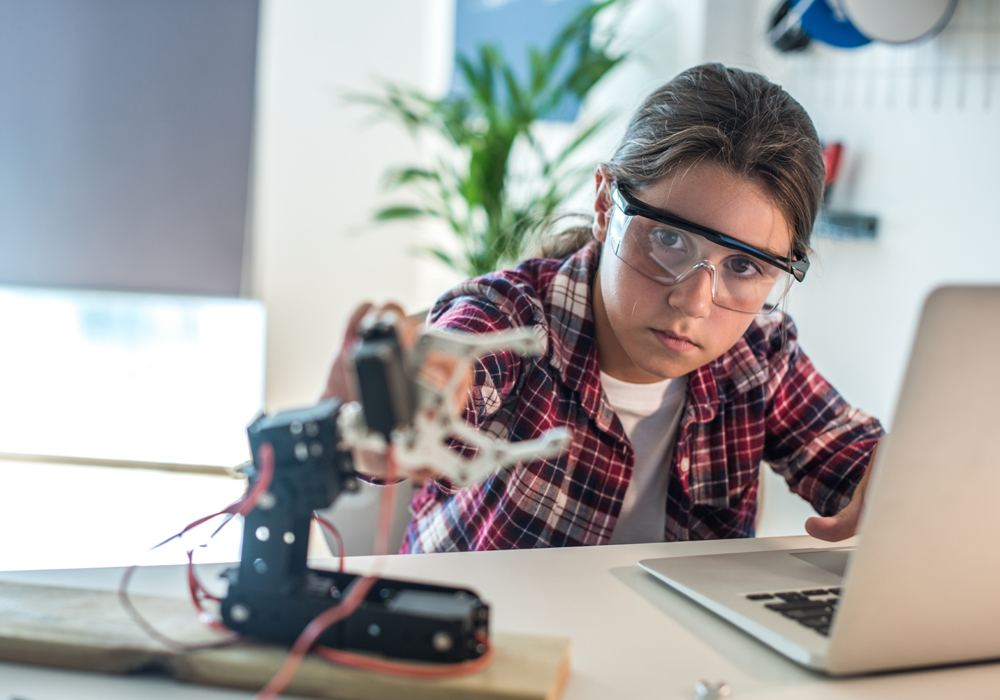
[312,512,346,572]
[118,442,275,650]
[234,443,275,518]
[253,448,399,700]
[252,447,496,700]
[123,435,495,692]
[186,549,230,632]
[254,572,382,700]
[314,632,495,678]
[119,551,240,651]
[187,550,221,602]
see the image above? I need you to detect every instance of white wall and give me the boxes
[748,0,1000,427]
[705,0,1000,534]
[250,0,455,413]
[249,0,457,555]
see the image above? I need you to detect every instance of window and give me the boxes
[0,287,265,467]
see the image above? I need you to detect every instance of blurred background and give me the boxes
[1,0,996,570]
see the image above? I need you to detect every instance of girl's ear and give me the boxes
[592,167,614,243]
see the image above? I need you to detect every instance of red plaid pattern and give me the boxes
[400,242,883,552]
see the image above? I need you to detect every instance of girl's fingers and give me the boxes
[376,301,406,319]
[322,302,376,402]
[361,302,423,351]
[804,513,855,542]
[804,465,870,541]
[344,302,376,345]
[328,301,463,482]
[420,349,474,415]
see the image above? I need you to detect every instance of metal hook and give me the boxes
[695,679,732,700]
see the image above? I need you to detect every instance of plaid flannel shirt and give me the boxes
[400,242,884,553]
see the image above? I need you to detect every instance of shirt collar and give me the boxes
[543,242,616,430]
[687,318,778,423]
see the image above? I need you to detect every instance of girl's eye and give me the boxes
[728,256,764,278]
[651,227,685,250]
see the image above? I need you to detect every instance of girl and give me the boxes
[325,63,883,553]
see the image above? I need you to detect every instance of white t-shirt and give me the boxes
[601,371,688,545]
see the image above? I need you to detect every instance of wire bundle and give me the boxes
[119,442,494,699]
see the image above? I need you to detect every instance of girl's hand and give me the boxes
[321,302,472,482]
[321,302,416,481]
[804,446,876,541]
[322,301,426,403]
[321,301,376,404]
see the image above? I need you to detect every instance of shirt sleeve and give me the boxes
[427,274,546,429]
[761,322,885,517]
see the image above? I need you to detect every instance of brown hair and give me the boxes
[539,63,825,260]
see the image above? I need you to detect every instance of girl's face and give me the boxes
[591,162,794,382]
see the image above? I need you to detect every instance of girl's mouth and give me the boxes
[652,329,699,352]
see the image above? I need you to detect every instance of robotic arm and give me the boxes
[220,318,570,662]
[346,320,570,486]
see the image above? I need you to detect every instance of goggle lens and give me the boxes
[608,206,792,315]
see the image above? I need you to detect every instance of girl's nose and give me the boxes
[666,264,714,318]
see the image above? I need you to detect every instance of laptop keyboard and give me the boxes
[745,587,841,636]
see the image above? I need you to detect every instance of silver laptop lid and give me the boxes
[827,285,1000,674]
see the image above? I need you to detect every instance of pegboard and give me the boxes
[765,0,999,111]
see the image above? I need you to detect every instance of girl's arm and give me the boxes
[761,323,885,525]
[427,277,542,430]
[804,447,877,541]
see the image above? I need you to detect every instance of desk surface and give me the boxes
[2,536,997,700]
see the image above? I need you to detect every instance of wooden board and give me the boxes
[0,580,571,700]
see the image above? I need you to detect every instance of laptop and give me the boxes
[639,285,1000,675]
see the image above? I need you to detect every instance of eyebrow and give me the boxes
[643,202,791,260]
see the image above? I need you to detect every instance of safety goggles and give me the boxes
[607,183,810,315]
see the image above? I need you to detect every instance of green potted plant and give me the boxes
[358,0,628,278]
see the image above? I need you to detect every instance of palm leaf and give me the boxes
[357,0,631,276]
[374,205,434,221]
